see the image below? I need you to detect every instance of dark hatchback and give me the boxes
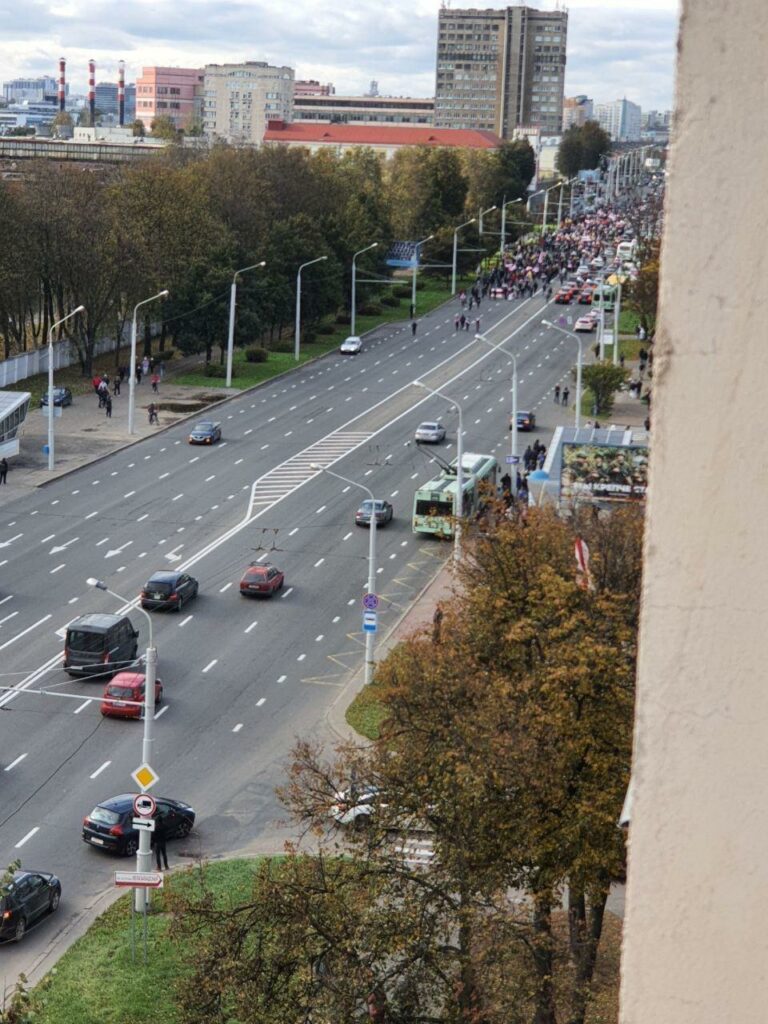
[140,570,199,611]
[516,410,536,431]
[0,870,61,943]
[82,794,195,857]
[39,387,73,408]
[188,421,222,445]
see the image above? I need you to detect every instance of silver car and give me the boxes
[340,336,362,354]
[414,421,446,444]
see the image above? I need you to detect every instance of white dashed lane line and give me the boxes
[89,760,111,780]
[3,753,27,772]
[15,827,39,849]
[281,587,294,599]
[202,659,218,674]
[256,697,266,707]
[232,723,243,733]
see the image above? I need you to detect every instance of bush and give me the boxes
[336,312,352,325]
[393,286,411,299]
[270,339,294,354]
[317,323,336,335]
[204,363,229,378]
[381,294,400,308]
[245,347,268,363]
[157,348,176,361]
[359,303,383,316]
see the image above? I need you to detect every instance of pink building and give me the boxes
[135,66,203,130]
[294,80,335,97]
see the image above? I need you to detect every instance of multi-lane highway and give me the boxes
[0,288,574,975]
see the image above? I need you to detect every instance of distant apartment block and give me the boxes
[563,94,594,129]
[135,67,204,130]
[203,61,293,145]
[294,94,434,126]
[295,79,335,97]
[2,76,59,105]
[264,119,501,158]
[434,5,568,138]
[595,98,642,142]
[95,82,136,123]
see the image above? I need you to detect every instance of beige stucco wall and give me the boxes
[620,1,768,1020]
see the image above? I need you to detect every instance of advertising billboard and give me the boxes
[560,443,649,502]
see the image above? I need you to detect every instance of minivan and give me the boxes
[64,613,139,678]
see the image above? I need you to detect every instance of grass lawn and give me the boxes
[345,681,389,741]
[29,859,261,1024]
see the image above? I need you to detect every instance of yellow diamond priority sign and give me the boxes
[131,763,159,792]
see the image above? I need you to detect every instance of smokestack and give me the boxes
[88,58,95,124]
[58,57,66,112]
[118,60,125,126]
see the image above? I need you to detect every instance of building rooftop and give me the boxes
[263,120,501,149]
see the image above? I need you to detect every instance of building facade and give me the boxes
[95,82,136,123]
[595,98,642,142]
[135,67,203,130]
[264,119,501,158]
[563,94,594,129]
[294,94,434,125]
[434,5,567,138]
[295,80,335,97]
[2,76,58,104]
[203,62,293,145]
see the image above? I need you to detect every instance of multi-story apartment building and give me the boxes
[294,94,434,126]
[563,94,594,129]
[595,98,642,142]
[135,67,203,130]
[434,5,567,138]
[203,61,293,145]
[295,80,335,97]
[2,76,59,105]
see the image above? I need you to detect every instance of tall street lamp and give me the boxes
[500,197,523,261]
[226,261,265,387]
[411,235,433,319]
[414,381,464,563]
[451,217,476,295]
[310,464,378,688]
[478,203,497,236]
[294,256,327,362]
[128,289,168,436]
[525,188,544,215]
[541,181,563,235]
[87,577,157,911]
[557,176,579,225]
[350,242,378,338]
[46,304,84,471]
[475,331,518,461]
[542,319,584,430]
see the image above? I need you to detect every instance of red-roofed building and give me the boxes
[263,119,502,158]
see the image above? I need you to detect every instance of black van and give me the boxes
[64,613,139,678]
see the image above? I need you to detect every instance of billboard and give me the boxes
[560,443,649,502]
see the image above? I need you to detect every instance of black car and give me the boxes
[82,794,195,857]
[516,410,536,432]
[0,870,61,943]
[188,421,222,445]
[355,499,394,527]
[40,387,73,408]
[140,570,199,611]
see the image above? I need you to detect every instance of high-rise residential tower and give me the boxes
[203,61,293,145]
[434,5,568,138]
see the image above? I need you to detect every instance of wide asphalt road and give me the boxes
[0,290,576,977]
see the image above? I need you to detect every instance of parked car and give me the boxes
[340,336,362,354]
[239,563,285,597]
[82,794,195,857]
[140,570,199,611]
[100,672,163,720]
[414,421,446,444]
[578,289,594,304]
[355,499,394,527]
[39,387,72,408]
[63,613,139,679]
[516,410,536,432]
[330,786,385,827]
[0,870,61,943]
[188,421,221,445]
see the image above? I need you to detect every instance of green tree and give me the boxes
[130,118,145,137]
[556,121,611,178]
[581,361,629,415]
[150,114,179,141]
[387,146,467,237]
[625,244,660,334]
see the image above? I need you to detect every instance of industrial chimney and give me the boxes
[58,57,66,112]
[88,58,95,124]
[118,61,125,126]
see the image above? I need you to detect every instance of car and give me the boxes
[340,335,362,354]
[64,613,139,678]
[0,870,61,943]
[575,316,597,332]
[82,794,195,857]
[355,499,394,527]
[516,410,536,431]
[188,421,221,445]
[576,264,590,278]
[140,570,199,611]
[414,421,446,444]
[100,672,163,720]
[39,387,72,408]
[239,563,285,597]
[578,288,594,304]
[329,786,384,827]
[554,288,573,304]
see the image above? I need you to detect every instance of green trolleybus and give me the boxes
[412,452,499,538]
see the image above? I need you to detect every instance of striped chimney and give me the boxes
[88,58,95,123]
[118,61,125,125]
[58,57,66,112]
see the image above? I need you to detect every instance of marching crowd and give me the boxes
[89,355,164,424]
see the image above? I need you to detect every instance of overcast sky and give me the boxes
[0,0,680,112]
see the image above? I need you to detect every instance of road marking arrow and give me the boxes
[49,537,79,555]
[0,534,23,549]
[164,545,184,562]
[105,541,133,559]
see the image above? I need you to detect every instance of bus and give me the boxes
[616,239,637,266]
[592,284,616,314]
[412,452,499,538]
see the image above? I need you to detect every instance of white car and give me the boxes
[575,315,597,332]
[340,336,362,354]
[330,786,384,826]
[414,421,446,444]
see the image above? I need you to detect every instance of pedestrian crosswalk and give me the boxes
[250,430,374,506]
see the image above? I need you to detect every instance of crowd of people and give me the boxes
[89,355,164,424]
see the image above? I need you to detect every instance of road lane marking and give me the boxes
[74,699,92,714]
[281,587,293,598]
[219,582,233,592]
[0,615,52,652]
[297,653,306,661]
[232,723,243,733]
[179,614,193,627]
[15,827,39,849]
[314,558,325,568]
[154,705,169,720]
[50,564,65,574]
[256,697,266,707]
[4,753,27,771]
[277,675,287,683]
[202,659,218,673]
[0,611,18,625]
[89,760,111,779]
[245,621,258,633]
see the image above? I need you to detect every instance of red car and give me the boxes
[100,672,163,720]
[239,563,285,597]
[554,288,574,304]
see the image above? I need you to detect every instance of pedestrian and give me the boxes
[118,365,126,383]
[151,373,160,394]
[411,320,417,337]
[468,296,474,311]
[97,380,108,408]
[113,377,121,396]
[619,354,625,368]
[474,317,481,333]
[463,316,470,330]
[105,395,112,419]
[459,290,466,307]
[0,457,7,485]
[141,355,150,377]
[459,313,466,330]
[562,386,570,406]
[454,313,460,331]
[148,403,159,425]
[152,815,169,871]
[135,363,142,385]
[554,384,561,403]
[644,415,651,431]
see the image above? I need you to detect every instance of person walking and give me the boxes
[105,395,112,419]
[135,363,142,385]
[0,458,8,485]
[141,355,150,377]
[562,386,570,406]
[554,385,561,404]
[113,377,121,396]
[151,373,160,394]
[152,815,169,871]
[454,313,460,332]
[411,320,418,337]
[148,403,159,425]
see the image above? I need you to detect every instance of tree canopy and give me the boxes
[556,122,611,179]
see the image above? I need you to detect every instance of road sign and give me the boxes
[133,793,157,817]
[115,871,164,889]
[505,455,520,464]
[363,611,378,634]
[362,593,379,611]
[132,817,156,832]
[131,763,159,792]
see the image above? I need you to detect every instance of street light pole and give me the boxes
[351,242,378,338]
[451,218,476,295]
[87,578,156,912]
[411,235,433,319]
[478,203,496,236]
[542,319,584,430]
[475,331,518,460]
[415,381,464,563]
[294,256,328,362]
[128,289,168,436]
[500,198,523,262]
[226,262,265,387]
[46,305,84,471]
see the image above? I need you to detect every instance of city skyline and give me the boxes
[0,1,678,113]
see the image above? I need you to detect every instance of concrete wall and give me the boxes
[620,2,768,1021]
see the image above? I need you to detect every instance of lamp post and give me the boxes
[87,577,156,911]
[525,188,544,215]
[294,256,328,362]
[310,464,378,688]
[411,235,433,319]
[351,242,378,338]
[478,203,497,236]
[415,381,464,563]
[542,319,584,430]
[475,331,518,460]
[128,289,168,436]
[500,197,523,261]
[46,305,84,471]
[451,218,476,296]
[226,262,265,387]
[557,176,579,225]
[541,182,562,235]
